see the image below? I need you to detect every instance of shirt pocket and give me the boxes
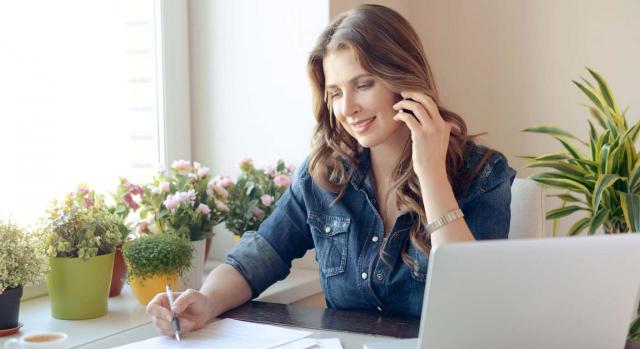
[307,211,350,277]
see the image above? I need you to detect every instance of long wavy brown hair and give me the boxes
[306,4,495,267]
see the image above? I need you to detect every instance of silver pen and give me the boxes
[165,284,182,341]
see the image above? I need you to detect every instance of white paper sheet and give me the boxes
[112,319,312,349]
[274,338,343,349]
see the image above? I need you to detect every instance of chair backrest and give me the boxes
[509,178,545,239]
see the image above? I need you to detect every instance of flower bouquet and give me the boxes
[39,185,123,319]
[138,160,229,290]
[0,220,47,330]
[224,158,294,240]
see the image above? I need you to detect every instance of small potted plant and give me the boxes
[122,233,192,305]
[39,186,123,319]
[106,178,143,297]
[0,220,47,331]
[138,160,228,290]
[522,68,640,343]
[224,158,294,242]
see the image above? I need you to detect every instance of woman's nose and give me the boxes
[341,92,361,117]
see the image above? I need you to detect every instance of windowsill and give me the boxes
[2,261,321,348]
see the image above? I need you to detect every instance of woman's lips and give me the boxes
[350,117,376,133]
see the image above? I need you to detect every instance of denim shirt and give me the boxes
[225,142,517,317]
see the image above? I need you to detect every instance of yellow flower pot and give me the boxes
[129,273,179,305]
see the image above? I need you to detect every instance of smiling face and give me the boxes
[323,48,408,149]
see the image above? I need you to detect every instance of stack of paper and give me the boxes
[113,319,312,349]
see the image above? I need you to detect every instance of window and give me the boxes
[0,0,166,228]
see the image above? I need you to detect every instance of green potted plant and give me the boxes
[138,160,227,290]
[0,220,47,331]
[39,186,123,319]
[122,233,192,305]
[522,68,640,342]
[224,158,294,242]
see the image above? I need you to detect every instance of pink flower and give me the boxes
[123,194,140,210]
[77,186,89,195]
[211,184,229,200]
[251,207,265,220]
[219,177,234,188]
[151,187,161,195]
[263,164,276,174]
[237,158,254,172]
[214,199,230,213]
[159,181,170,193]
[193,161,202,170]
[171,159,192,172]
[157,163,166,173]
[274,175,292,188]
[124,182,144,196]
[136,220,149,235]
[164,195,178,210]
[198,167,210,178]
[287,164,296,173]
[174,190,196,205]
[260,195,274,206]
[84,197,94,208]
[196,203,211,215]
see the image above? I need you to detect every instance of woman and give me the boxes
[147,4,516,336]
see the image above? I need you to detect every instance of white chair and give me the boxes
[509,178,545,239]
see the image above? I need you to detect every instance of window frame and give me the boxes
[22,0,191,301]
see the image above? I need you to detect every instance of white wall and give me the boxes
[329,0,640,236]
[189,0,639,258]
[188,0,329,265]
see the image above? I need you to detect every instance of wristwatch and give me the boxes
[425,208,464,235]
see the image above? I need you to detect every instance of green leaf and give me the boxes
[519,152,570,161]
[530,174,591,195]
[588,208,608,235]
[586,67,618,113]
[547,193,586,204]
[567,217,590,236]
[619,191,640,232]
[594,129,611,163]
[591,174,621,214]
[629,315,640,341]
[553,137,585,160]
[599,144,610,175]
[629,161,640,193]
[522,126,587,145]
[573,80,606,115]
[545,205,585,220]
[526,160,588,177]
[588,107,607,129]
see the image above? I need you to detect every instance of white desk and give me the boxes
[0,262,322,348]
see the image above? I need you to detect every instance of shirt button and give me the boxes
[377,306,382,312]
[361,272,368,280]
[371,236,379,242]
[324,226,331,234]
[376,273,383,281]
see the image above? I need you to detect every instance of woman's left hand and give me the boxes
[392,90,451,182]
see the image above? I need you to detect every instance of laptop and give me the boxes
[364,234,640,349]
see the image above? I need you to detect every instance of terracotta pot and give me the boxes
[0,285,22,330]
[204,237,212,262]
[109,244,127,297]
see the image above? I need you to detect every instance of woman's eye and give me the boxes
[330,91,342,98]
[358,81,373,90]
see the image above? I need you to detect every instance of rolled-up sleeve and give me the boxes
[225,159,315,298]
[460,154,517,240]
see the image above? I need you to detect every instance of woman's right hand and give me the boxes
[146,288,212,337]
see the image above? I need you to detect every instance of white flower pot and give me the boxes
[180,239,205,291]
